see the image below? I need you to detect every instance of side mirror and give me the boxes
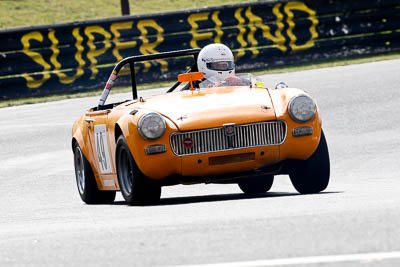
[178,72,204,90]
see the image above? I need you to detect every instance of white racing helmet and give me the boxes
[197,43,235,80]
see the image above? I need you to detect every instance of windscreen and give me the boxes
[198,73,265,88]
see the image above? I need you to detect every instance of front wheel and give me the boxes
[116,135,161,205]
[289,129,330,194]
[73,144,116,204]
[238,175,274,194]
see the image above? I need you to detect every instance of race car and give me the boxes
[72,48,330,205]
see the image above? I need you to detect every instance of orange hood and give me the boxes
[136,87,277,131]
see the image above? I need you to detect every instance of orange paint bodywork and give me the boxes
[72,85,322,191]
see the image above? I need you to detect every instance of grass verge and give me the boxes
[0,0,255,29]
[1,51,400,108]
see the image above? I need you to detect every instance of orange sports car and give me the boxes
[72,49,330,205]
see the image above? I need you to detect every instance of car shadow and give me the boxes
[112,191,342,206]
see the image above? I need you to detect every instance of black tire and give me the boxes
[238,175,274,194]
[116,135,161,205]
[73,144,116,204]
[289,129,330,194]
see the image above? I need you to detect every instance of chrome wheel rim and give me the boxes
[118,147,134,196]
[74,147,85,195]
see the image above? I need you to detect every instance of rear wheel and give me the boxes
[116,135,161,205]
[238,175,274,194]
[73,144,116,204]
[289,130,330,194]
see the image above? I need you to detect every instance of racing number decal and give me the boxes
[94,124,112,174]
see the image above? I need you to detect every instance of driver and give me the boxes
[197,43,235,79]
[197,43,248,87]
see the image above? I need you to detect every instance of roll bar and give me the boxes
[98,48,201,109]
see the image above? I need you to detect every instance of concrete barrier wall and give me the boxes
[1,0,399,99]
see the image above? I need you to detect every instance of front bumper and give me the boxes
[128,118,320,181]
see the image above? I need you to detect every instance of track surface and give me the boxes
[1,60,400,266]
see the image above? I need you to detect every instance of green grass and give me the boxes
[1,51,399,108]
[0,0,255,29]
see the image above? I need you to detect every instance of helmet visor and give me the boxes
[206,61,235,71]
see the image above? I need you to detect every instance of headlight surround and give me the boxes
[138,112,166,140]
[288,95,316,123]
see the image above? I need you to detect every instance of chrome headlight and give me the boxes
[288,95,316,123]
[138,112,166,140]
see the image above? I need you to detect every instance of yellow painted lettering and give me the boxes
[110,22,137,62]
[84,26,112,79]
[20,31,51,88]
[137,19,168,72]
[245,5,287,52]
[48,31,61,71]
[211,11,223,43]
[244,8,259,58]
[187,13,213,49]
[234,8,247,60]
[48,29,84,84]
[284,1,319,52]
[71,27,85,82]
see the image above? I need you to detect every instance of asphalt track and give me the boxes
[1,59,400,266]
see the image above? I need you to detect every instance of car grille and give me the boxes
[170,121,287,156]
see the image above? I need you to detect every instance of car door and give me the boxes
[85,109,117,190]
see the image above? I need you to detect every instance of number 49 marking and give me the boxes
[94,124,112,174]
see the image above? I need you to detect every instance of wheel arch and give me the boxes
[72,127,91,161]
[113,116,143,172]
[72,128,103,193]
[72,137,78,152]
[114,123,123,143]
